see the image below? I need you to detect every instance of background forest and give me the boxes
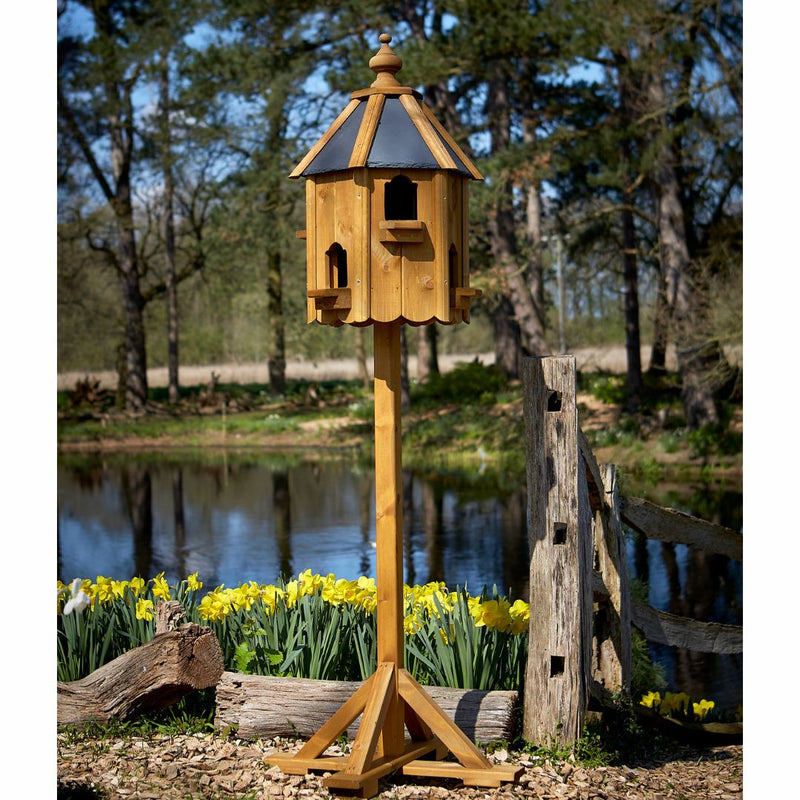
[56,0,743,430]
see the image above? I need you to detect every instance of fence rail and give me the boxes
[521,355,742,745]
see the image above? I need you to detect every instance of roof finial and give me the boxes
[369,33,402,88]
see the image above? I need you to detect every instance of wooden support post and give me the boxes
[522,356,594,746]
[592,463,632,693]
[268,321,522,795]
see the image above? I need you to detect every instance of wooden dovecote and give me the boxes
[292,34,483,327]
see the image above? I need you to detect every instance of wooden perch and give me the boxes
[214,672,518,743]
[58,622,224,726]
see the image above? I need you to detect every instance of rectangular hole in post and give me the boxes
[550,655,565,677]
[547,389,562,412]
[553,522,567,545]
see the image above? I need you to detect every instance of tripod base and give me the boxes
[267,663,522,797]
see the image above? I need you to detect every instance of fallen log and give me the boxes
[214,672,518,744]
[58,623,224,726]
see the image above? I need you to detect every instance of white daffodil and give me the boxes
[63,578,91,615]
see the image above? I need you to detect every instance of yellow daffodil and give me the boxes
[186,573,203,592]
[151,572,170,601]
[661,691,691,716]
[111,580,128,599]
[129,576,145,596]
[639,691,661,709]
[94,575,115,604]
[692,699,715,721]
[135,598,154,621]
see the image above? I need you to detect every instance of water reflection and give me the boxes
[56,453,742,714]
[57,455,531,599]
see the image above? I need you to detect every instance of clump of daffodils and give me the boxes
[57,570,529,636]
[639,690,717,722]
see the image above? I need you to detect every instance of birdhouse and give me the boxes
[291,34,483,327]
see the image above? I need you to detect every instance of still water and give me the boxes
[57,452,742,716]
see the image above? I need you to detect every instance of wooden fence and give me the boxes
[521,356,742,745]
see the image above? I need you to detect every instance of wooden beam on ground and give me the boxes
[621,496,742,561]
[214,673,518,743]
[631,601,743,654]
[58,623,224,726]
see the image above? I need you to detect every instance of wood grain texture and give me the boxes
[58,624,224,725]
[631,601,742,654]
[214,673,518,742]
[522,356,593,745]
[621,496,742,561]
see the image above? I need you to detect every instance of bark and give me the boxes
[645,66,727,427]
[57,624,224,726]
[621,206,642,411]
[486,73,549,359]
[266,249,286,395]
[617,58,643,411]
[491,296,522,379]
[416,325,439,382]
[355,327,371,389]
[648,265,670,374]
[160,54,179,404]
[400,327,411,410]
[214,673,518,743]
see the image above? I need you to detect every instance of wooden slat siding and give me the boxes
[305,179,317,323]
[348,93,385,169]
[420,104,484,181]
[351,168,371,322]
[592,464,632,693]
[433,171,449,322]
[399,94,457,171]
[522,356,593,746]
[214,673,518,743]
[402,170,436,322]
[621,496,742,561]
[631,601,743,654]
[289,98,361,178]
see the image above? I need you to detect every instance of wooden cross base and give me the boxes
[267,662,522,797]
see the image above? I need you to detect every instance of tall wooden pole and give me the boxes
[373,321,405,757]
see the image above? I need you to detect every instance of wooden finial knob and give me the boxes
[369,32,402,88]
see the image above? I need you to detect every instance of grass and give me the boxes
[58,365,741,486]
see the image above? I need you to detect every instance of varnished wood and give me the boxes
[421,102,484,181]
[289,98,361,178]
[373,324,405,756]
[349,93,385,169]
[399,93,457,171]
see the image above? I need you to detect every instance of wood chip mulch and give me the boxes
[57,732,742,799]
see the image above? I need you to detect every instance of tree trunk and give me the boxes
[57,623,224,726]
[416,325,439,382]
[355,327,371,390]
[400,326,411,410]
[646,68,723,427]
[160,54,179,404]
[486,73,549,359]
[621,206,642,411]
[491,296,522,379]
[648,264,670,374]
[267,249,286,395]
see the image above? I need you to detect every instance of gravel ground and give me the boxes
[57,731,743,800]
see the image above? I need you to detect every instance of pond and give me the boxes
[57,452,742,717]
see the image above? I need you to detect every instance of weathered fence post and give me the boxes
[522,356,594,745]
[591,464,632,693]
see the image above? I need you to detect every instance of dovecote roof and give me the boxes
[289,34,482,181]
